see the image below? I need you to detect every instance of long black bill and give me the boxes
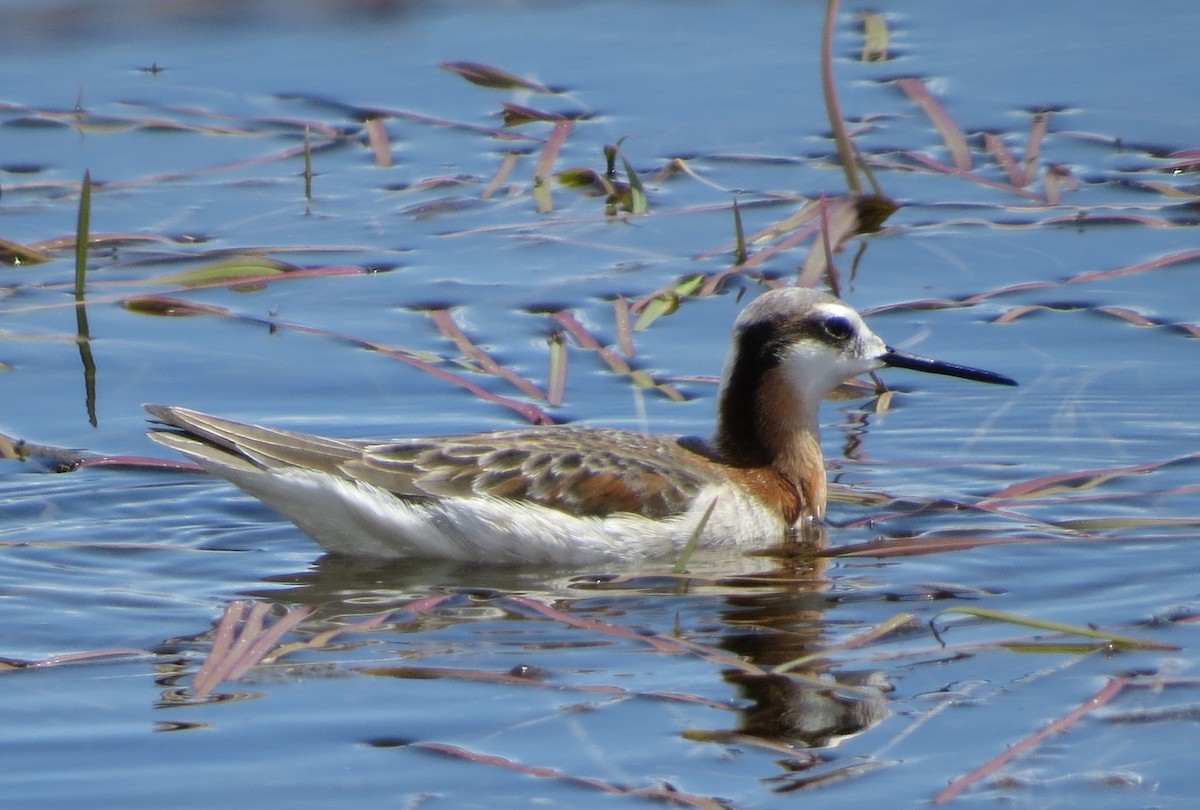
[881,347,1018,387]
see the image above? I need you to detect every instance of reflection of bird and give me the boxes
[147,287,1015,564]
[726,669,892,747]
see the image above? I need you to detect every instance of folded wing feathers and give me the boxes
[147,407,719,520]
[146,405,365,476]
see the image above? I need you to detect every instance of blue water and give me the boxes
[3,1,1200,807]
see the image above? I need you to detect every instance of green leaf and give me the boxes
[0,238,52,266]
[633,275,704,331]
[860,12,890,62]
[439,61,554,94]
[121,295,232,317]
[556,167,606,192]
[731,198,747,265]
[153,257,295,287]
[620,154,647,214]
[673,496,719,576]
[75,170,91,299]
[942,607,1178,652]
[500,103,562,127]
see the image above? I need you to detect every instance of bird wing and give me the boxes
[345,428,722,519]
[147,406,721,520]
[146,404,369,475]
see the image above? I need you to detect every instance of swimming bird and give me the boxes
[147,287,1015,564]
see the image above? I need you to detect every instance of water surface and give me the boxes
[2,1,1199,806]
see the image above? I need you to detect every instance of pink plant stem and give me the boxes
[933,675,1132,803]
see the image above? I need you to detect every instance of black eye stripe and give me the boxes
[735,313,857,369]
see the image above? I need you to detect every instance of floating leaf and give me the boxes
[829,533,1063,558]
[72,114,137,134]
[853,193,900,232]
[633,275,704,331]
[1055,516,1200,532]
[121,296,232,317]
[0,238,52,266]
[1001,642,1120,654]
[860,12,890,62]
[76,455,203,471]
[555,167,610,195]
[439,61,554,94]
[500,102,562,127]
[153,257,296,287]
[940,606,1178,652]
[982,454,1200,501]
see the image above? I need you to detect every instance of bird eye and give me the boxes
[822,315,854,341]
